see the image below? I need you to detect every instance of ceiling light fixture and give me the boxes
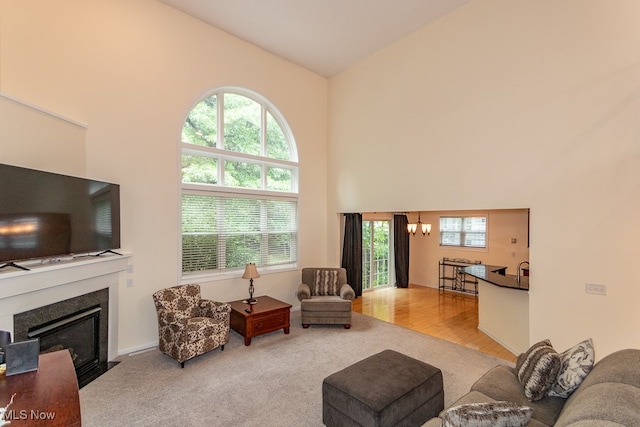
[407,213,431,236]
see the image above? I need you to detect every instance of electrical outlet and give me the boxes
[127,278,134,287]
[585,283,606,295]
[127,264,134,274]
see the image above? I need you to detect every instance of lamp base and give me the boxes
[243,279,257,304]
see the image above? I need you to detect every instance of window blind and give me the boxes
[182,194,297,272]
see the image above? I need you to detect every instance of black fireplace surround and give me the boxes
[13,288,109,388]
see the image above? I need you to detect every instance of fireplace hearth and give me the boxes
[13,288,109,388]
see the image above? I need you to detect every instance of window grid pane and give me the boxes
[182,95,217,147]
[224,160,261,189]
[266,112,290,160]
[439,216,487,248]
[182,154,218,184]
[223,93,261,155]
[266,167,292,192]
[362,221,372,290]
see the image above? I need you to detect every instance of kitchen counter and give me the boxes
[464,264,529,291]
[463,263,530,355]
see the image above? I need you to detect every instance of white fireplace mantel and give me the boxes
[0,254,130,361]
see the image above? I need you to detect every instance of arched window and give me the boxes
[180,88,298,275]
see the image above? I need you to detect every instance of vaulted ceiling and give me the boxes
[159,0,471,77]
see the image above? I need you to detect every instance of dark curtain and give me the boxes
[341,213,363,297]
[394,214,410,288]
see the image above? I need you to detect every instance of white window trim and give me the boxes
[178,87,299,282]
[439,215,489,250]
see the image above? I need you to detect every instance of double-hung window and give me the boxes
[180,89,298,276]
[440,216,487,248]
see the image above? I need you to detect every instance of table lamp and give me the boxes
[242,263,260,304]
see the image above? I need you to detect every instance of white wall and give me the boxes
[0,0,329,354]
[0,94,86,176]
[328,0,640,359]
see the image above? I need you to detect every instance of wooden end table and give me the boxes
[0,350,81,426]
[229,296,292,346]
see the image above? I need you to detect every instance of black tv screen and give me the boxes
[0,163,120,264]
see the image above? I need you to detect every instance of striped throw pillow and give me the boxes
[314,270,339,296]
[515,339,561,401]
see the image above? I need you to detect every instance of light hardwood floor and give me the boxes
[352,284,517,362]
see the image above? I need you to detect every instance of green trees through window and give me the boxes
[362,220,390,290]
[181,89,298,274]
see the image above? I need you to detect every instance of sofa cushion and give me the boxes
[300,296,351,312]
[442,401,533,427]
[185,317,227,344]
[314,269,339,296]
[516,339,561,401]
[554,382,640,427]
[471,365,565,426]
[548,338,594,398]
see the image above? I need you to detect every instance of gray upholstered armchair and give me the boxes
[152,284,231,368]
[296,267,355,329]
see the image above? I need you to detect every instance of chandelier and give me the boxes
[407,212,431,236]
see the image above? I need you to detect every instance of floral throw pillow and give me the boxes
[548,338,594,398]
[515,339,561,401]
[442,401,533,427]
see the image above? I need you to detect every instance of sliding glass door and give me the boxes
[362,220,390,291]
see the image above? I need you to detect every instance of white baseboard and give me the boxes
[118,306,301,357]
[117,342,157,357]
[478,326,519,356]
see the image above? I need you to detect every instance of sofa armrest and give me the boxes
[297,283,311,301]
[471,365,564,427]
[340,284,355,300]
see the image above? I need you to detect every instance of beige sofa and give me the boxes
[423,348,640,426]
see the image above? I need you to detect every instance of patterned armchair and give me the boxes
[296,267,355,329]
[152,284,231,368]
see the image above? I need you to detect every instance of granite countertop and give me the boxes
[464,264,529,291]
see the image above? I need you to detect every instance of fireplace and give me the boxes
[13,288,109,388]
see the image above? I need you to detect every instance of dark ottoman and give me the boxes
[322,349,444,427]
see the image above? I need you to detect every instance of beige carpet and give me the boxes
[80,311,512,426]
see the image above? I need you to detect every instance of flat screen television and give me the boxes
[0,163,121,268]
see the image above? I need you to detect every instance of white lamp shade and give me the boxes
[422,223,432,235]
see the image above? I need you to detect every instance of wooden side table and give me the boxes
[0,350,81,426]
[229,296,292,346]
